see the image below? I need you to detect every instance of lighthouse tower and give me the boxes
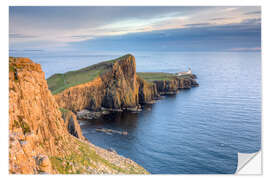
[187,67,192,74]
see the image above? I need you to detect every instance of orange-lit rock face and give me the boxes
[137,76,159,104]
[9,57,67,173]
[61,110,85,140]
[54,55,142,112]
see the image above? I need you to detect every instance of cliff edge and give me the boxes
[9,57,148,174]
[48,54,198,114]
[50,54,156,112]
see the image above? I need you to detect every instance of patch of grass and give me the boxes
[137,72,176,81]
[59,107,69,114]
[16,115,31,134]
[75,140,128,173]
[9,65,16,73]
[138,72,194,82]
[49,137,147,174]
[47,54,133,95]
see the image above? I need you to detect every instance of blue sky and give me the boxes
[9,6,261,52]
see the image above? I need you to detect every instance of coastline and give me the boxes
[9,54,198,174]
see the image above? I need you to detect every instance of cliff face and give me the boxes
[54,55,141,112]
[9,57,148,174]
[154,75,199,95]
[9,57,67,174]
[137,76,159,104]
[61,109,85,140]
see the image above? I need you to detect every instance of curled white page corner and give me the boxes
[236,151,262,175]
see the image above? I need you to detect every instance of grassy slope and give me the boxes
[137,72,194,82]
[50,137,148,174]
[137,72,176,81]
[47,54,132,95]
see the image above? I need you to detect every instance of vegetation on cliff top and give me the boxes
[47,54,133,95]
[137,72,176,81]
[137,72,194,82]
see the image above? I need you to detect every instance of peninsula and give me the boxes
[47,54,198,115]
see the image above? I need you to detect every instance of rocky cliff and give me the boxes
[60,108,85,140]
[53,55,143,112]
[153,75,199,95]
[136,76,159,104]
[50,54,198,114]
[9,57,148,174]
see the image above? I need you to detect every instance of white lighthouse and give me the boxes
[177,67,192,76]
[187,67,192,74]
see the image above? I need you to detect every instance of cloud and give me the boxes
[244,11,261,15]
[9,6,261,52]
[229,47,261,51]
[241,18,261,25]
[70,21,261,52]
[210,17,231,21]
[184,23,211,27]
[9,33,38,39]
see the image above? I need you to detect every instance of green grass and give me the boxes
[137,72,176,81]
[137,72,194,82]
[13,115,31,134]
[47,54,133,95]
[50,138,147,174]
[59,107,69,114]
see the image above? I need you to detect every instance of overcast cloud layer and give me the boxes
[9,6,261,52]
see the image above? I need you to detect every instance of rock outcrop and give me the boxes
[60,109,85,140]
[9,57,149,174]
[54,55,141,112]
[52,54,198,114]
[137,76,159,104]
[154,75,198,95]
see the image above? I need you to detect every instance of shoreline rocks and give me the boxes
[96,128,128,135]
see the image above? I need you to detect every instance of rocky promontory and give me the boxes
[138,72,198,95]
[9,57,148,174]
[48,54,198,115]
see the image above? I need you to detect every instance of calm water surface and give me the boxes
[10,51,261,174]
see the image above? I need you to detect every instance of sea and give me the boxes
[10,51,261,174]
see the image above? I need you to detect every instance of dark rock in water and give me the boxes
[101,107,123,112]
[96,128,128,135]
[77,109,104,120]
[107,148,117,153]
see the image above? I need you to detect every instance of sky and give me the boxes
[9,6,261,53]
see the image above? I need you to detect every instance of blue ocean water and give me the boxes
[10,51,261,174]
